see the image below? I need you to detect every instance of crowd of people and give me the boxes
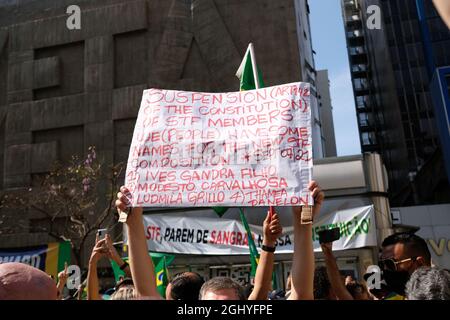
[0,181,449,300]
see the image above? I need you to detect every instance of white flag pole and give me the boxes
[249,43,260,89]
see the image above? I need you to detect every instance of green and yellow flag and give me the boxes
[0,241,71,280]
[154,255,170,298]
[110,252,174,298]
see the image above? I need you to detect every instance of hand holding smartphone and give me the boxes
[97,228,108,241]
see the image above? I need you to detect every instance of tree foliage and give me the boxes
[0,146,125,265]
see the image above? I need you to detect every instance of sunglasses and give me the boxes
[378,257,416,271]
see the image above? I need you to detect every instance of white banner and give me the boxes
[124,82,313,207]
[125,205,377,255]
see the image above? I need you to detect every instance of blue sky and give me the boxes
[309,0,361,156]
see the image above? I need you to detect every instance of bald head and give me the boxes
[0,262,58,300]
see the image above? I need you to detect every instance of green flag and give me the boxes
[236,44,265,91]
[154,255,170,298]
[272,266,279,291]
[110,253,175,298]
[212,207,228,217]
[212,45,264,219]
[239,208,259,277]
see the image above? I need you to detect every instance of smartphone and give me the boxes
[318,227,341,244]
[97,228,108,240]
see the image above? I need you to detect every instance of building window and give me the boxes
[359,113,369,127]
[361,132,377,146]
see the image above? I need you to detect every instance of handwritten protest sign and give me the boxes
[125,82,313,207]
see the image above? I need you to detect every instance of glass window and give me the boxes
[359,113,369,126]
[361,132,377,146]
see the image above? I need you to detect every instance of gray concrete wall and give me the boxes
[0,0,305,264]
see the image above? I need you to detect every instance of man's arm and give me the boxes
[87,236,106,300]
[77,284,85,300]
[321,242,354,300]
[56,263,68,300]
[433,0,450,29]
[105,234,131,278]
[248,211,282,300]
[116,186,161,299]
[289,181,324,300]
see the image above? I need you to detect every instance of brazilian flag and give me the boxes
[0,241,71,280]
[154,255,170,298]
[110,253,175,298]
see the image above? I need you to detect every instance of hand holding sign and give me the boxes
[125,82,313,208]
[116,186,134,223]
[116,186,143,224]
[293,180,324,224]
[115,186,161,299]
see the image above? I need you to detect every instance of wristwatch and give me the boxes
[261,245,276,253]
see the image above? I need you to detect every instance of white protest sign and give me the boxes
[124,205,377,255]
[125,82,313,207]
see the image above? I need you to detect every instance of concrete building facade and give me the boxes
[317,69,337,158]
[0,0,327,264]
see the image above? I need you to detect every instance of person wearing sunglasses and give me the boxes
[377,232,432,298]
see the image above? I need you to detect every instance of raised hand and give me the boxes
[309,180,325,218]
[90,235,108,263]
[105,234,120,261]
[114,186,160,299]
[320,241,333,257]
[263,212,282,246]
[248,210,283,300]
[292,180,325,222]
[57,263,69,285]
[116,186,143,223]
